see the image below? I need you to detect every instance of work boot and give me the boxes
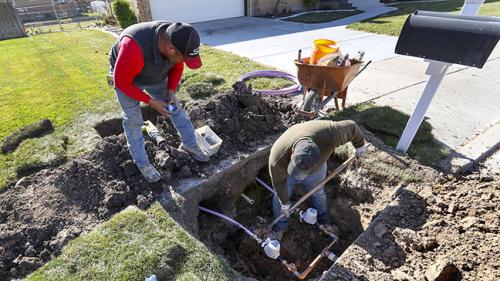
[138,164,161,183]
[179,143,210,162]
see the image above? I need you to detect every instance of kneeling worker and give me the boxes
[269,120,366,238]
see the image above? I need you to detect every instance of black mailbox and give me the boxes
[395,10,500,68]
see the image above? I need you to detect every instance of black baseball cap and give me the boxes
[166,22,202,69]
[287,139,320,176]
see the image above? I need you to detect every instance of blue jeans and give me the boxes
[114,81,197,168]
[272,162,331,231]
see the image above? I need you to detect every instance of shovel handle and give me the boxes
[354,60,372,78]
[269,155,357,227]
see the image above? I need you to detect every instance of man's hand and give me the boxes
[149,99,171,117]
[166,89,177,104]
[281,203,291,217]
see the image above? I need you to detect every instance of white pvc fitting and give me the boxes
[299,208,318,225]
[262,238,281,260]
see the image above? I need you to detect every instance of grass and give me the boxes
[179,46,294,97]
[245,77,295,90]
[0,30,295,188]
[0,30,120,188]
[284,10,363,23]
[364,156,417,184]
[27,203,237,281]
[348,0,500,36]
[326,102,449,167]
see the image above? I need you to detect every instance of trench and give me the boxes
[191,157,373,281]
[1,86,405,279]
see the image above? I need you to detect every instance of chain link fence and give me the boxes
[12,0,115,35]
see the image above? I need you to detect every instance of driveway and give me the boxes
[194,16,500,173]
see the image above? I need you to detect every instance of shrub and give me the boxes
[112,0,137,28]
[102,13,118,26]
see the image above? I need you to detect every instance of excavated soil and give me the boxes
[326,173,500,281]
[197,140,441,281]
[0,84,301,280]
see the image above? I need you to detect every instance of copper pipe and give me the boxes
[297,254,323,280]
[296,238,338,280]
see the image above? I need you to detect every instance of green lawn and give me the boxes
[284,10,363,23]
[0,30,294,188]
[180,46,293,95]
[348,0,500,36]
[0,30,120,188]
[27,203,238,281]
[327,102,449,167]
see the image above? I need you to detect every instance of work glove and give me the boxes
[354,144,368,157]
[281,203,292,217]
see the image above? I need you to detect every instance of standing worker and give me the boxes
[269,120,366,239]
[109,21,209,183]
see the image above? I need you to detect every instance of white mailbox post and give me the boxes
[395,0,486,153]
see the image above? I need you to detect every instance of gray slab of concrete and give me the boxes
[443,122,500,173]
[347,56,468,104]
[459,57,500,84]
[480,148,500,178]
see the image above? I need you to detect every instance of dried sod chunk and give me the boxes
[186,82,216,99]
[1,119,54,154]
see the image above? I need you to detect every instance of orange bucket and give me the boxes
[311,39,338,64]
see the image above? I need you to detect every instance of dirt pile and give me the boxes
[402,175,499,280]
[325,173,499,281]
[149,82,302,181]
[0,85,300,280]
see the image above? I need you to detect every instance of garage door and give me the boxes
[149,0,245,23]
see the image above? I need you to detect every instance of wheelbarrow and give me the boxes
[294,57,371,115]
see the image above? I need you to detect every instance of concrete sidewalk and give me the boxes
[195,16,500,172]
[194,16,398,73]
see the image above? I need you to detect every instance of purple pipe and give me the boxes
[199,206,262,244]
[238,70,302,96]
[255,177,276,194]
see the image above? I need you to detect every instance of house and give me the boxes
[133,0,308,23]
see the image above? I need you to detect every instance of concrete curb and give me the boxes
[441,121,500,173]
